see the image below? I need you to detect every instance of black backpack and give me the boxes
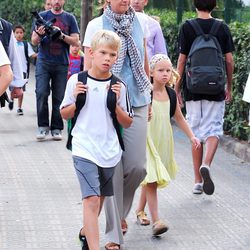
[66,71,125,151]
[185,19,225,95]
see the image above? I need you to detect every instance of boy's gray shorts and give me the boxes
[73,156,115,199]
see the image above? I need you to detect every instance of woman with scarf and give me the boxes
[83,0,151,249]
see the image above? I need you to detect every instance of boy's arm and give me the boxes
[225,52,234,102]
[60,103,76,120]
[115,105,133,129]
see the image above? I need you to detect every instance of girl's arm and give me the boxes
[173,101,200,149]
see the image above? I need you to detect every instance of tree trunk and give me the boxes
[80,0,93,42]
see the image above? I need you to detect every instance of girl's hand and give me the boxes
[73,82,88,99]
[111,82,121,101]
[191,136,201,150]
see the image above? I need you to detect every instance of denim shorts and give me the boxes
[73,156,115,199]
[185,100,225,142]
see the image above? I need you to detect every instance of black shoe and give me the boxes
[8,101,14,110]
[199,165,215,195]
[79,228,89,250]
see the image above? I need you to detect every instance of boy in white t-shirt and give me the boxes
[60,30,133,250]
[9,24,37,115]
[0,41,13,96]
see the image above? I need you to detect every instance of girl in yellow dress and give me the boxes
[135,54,200,236]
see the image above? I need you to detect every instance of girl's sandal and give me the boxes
[105,242,120,250]
[121,219,128,235]
[152,220,169,236]
[136,211,150,226]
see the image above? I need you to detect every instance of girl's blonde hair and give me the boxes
[150,54,180,87]
[91,30,121,52]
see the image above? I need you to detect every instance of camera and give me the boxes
[31,11,62,40]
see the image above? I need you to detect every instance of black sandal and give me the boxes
[79,228,89,250]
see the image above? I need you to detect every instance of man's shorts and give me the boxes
[185,100,225,142]
[73,156,115,199]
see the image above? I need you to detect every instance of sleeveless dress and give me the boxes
[141,99,178,188]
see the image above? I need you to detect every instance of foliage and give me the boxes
[146,9,250,141]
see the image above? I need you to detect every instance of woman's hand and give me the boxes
[73,82,88,99]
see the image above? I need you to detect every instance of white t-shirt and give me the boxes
[243,73,250,103]
[83,12,147,48]
[0,41,10,66]
[16,41,35,78]
[60,73,133,168]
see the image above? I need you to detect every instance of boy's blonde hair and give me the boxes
[150,54,180,87]
[91,30,121,52]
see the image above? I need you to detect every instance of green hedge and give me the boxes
[146,9,250,141]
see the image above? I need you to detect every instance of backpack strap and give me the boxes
[66,71,88,150]
[165,86,177,118]
[23,41,30,78]
[107,74,125,151]
[209,19,223,36]
[186,19,204,36]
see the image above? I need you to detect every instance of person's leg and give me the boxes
[83,195,100,250]
[203,136,219,166]
[192,143,203,184]
[50,64,68,132]
[136,186,147,213]
[122,106,148,219]
[145,183,158,223]
[35,60,51,129]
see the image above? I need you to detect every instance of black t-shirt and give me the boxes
[179,18,235,101]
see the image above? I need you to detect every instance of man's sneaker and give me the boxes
[199,165,215,195]
[36,128,49,140]
[17,108,23,115]
[192,183,203,194]
[8,101,14,110]
[51,130,62,141]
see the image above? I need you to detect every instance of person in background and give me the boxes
[8,24,37,115]
[131,0,168,60]
[31,0,80,141]
[175,0,234,195]
[68,41,84,79]
[44,0,52,10]
[0,41,13,96]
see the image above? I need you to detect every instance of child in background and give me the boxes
[135,54,200,236]
[60,30,133,250]
[68,41,84,79]
[9,24,37,115]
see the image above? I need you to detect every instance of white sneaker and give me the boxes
[199,165,215,195]
[51,130,62,141]
[192,183,203,194]
[36,127,49,140]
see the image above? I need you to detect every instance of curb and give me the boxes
[220,134,250,162]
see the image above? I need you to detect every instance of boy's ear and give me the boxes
[150,69,154,78]
[89,48,94,58]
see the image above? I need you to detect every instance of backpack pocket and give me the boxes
[186,66,225,95]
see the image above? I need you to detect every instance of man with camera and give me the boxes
[31,0,79,141]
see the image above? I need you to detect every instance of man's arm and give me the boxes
[143,38,149,77]
[225,52,234,102]
[0,65,13,96]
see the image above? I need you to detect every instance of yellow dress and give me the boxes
[141,99,178,188]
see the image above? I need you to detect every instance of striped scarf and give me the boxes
[104,5,151,94]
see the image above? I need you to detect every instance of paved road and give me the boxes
[0,67,249,250]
